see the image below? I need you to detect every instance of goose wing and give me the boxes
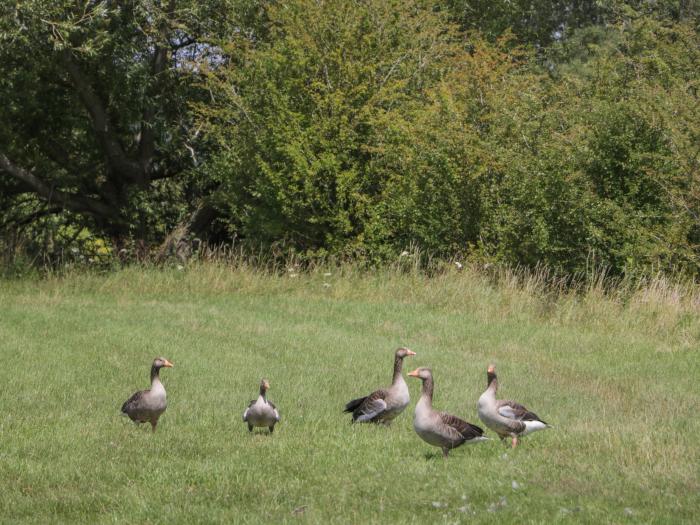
[121,389,147,414]
[242,399,256,421]
[351,390,388,422]
[497,400,545,423]
[344,395,367,413]
[268,400,280,421]
[440,413,485,440]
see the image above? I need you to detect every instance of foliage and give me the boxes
[0,0,243,242]
[1,0,699,277]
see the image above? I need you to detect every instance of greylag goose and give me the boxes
[243,379,280,433]
[121,357,174,432]
[408,367,487,457]
[477,364,550,447]
[344,347,416,424]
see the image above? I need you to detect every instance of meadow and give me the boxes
[0,263,698,523]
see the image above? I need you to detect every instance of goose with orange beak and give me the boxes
[408,367,487,457]
[477,364,550,448]
[121,357,174,432]
[344,347,416,424]
[243,379,280,433]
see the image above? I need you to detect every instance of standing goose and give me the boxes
[344,347,416,424]
[121,357,174,432]
[477,364,550,448]
[243,379,280,433]
[408,367,487,457]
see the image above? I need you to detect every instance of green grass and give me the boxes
[0,264,698,523]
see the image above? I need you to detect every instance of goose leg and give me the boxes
[442,447,450,458]
[268,425,275,433]
[150,419,158,433]
[511,436,518,448]
[248,423,253,432]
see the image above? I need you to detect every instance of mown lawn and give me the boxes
[0,265,698,523]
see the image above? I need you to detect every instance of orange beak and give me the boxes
[163,360,174,368]
[487,364,495,373]
[406,350,416,356]
[407,369,420,377]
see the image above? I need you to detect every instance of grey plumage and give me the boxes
[344,347,416,424]
[409,367,487,457]
[121,357,174,432]
[243,379,280,433]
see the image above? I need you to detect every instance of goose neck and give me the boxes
[419,376,434,406]
[392,355,404,384]
[487,372,498,393]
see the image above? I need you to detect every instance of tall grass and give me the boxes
[1,258,698,523]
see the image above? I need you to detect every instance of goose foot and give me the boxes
[511,436,518,448]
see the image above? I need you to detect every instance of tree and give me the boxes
[0,0,241,246]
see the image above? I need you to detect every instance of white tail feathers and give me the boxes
[522,420,549,435]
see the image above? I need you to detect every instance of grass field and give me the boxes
[1,263,698,523]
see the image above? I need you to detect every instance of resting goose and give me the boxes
[243,379,280,433]
[121,357,173,432]
[344,347,416,424]
[408,367,487,457]
[477,364,550,447]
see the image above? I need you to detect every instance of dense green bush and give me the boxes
[198,2,699,274]
[2,0,699,277]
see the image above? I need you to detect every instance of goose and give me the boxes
[408,367,487,457]
[477,364,550,448]
[344,347,416,424]
[121,357,173,432]
[243,379,280,433]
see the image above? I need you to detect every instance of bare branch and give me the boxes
[0,205,63,230]
[60,50,143,183]
[0,153,117,219]
[138,0,177,181]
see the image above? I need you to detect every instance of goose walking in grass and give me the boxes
[121,357,173,432]
[477,364,550,448]
[408,367,487,457]
[243,379,280,433]
[344,347,416,424]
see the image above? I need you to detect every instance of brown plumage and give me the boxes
[344,347,416,424]
[408,367,487,457]
[242,379,280,433]
[121,357,174,432]
[477,364,550,447]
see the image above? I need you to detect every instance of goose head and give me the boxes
[259,378,270,395]
[395,347,416,359]
[487,364,497,386]
[153,357,174,369]
[407,367,432,381]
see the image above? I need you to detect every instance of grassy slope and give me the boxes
[0,265,698,524]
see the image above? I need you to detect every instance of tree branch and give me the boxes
[138,45,168,178]
[0,205,63,230]
[60,50,143,183]
[0,153,117,219]
[138,0,176,182]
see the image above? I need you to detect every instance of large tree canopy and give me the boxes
[1,0,699,276]
[0,0,242,243]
